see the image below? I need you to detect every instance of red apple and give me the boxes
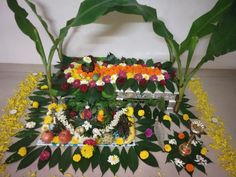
[41,131,54,143]
[59,130,72,144]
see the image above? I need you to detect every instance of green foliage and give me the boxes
[59,147,72,174]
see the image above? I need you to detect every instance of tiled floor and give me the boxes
[0,63,235,177]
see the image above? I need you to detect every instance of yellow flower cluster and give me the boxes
[81,144,94,159]
[189,78,236,177]
[0,73,42,175]
[47,102,67,112]
[72,154,81,162]
[115,137,124,145]
[163,115,172,121]
[126,106,134,117]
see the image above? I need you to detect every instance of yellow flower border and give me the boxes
[189,78,236,177]
[0,73,43,175]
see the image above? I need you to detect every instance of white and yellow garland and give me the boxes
[189,78,236,177]
[0,73,43,175]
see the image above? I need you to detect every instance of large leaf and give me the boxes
[204,1,236,62]
[91,147,100,170]
[100,147,111,175]
[17,146,45,170]
[120,148,128,171]
[37,146,52,170]
[6,0,47,64]
[59,147,72,174]
[8,134,38,152]
[127,147,139,173]
[180,0,234,53]
[110,147,120,175]
[137,141,162,152]
[49,147,61,168]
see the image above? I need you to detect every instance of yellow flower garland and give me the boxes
[0,73,42,175]
[189,78,236,177]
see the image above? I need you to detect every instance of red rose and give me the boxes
[117,77,126,85]
[139,78,147,87]
[160,80,166,86]
[70,111,77,118]
[61,82,69,91]
[79,84,88,92]
[73,80,80,88]
[84,139,97,146]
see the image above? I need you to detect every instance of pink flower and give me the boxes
[73,80,80,88]
[61,82,69,91]
[39,150,50,161]
[70,111,77,118]
[159,80,166,86]
[102,76,111,83]
[134,73,143,81]
[83,139,97,146]
[69,63,74,68]
[65,73,71,79]
[145,128,153,138]
[89,80,96,88]
[164,73,170,80]
[149,75,158,81]
[118,70,127,78]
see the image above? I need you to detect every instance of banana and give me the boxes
[124,124,136,144]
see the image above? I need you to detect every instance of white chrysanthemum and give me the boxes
[82,121,92,131]
[110,75,118,84]
[169,139,177,145]
[83,56,92,63]
[157,74,165,81]
[92,128,102,138]
[9,109,17,115]
[64,68,71,74]
[26,121,36,129]
[194,155,208,166]
[119,63,126,66]
[171,158,185,168]
[41,124,49,132]
[142,74,150,80]
[97,61,103,66]
[96,79,105,86]
[80,80,89,85]
[108,155,120,165]
[67,77,75,84]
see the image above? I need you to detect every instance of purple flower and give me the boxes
[72,79,80,88]
[145,128,153,138]
[102,76,111,83]
[149,75,158,82]
[65,73,71,79]
[39,150,50,161]
[134,73,143,81]
[118,70,127,78]
[164,73,170,80]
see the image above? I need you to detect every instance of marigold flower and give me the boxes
[163,115,172,121]
[71,137,79,144]
[43,115,53,124]
[200,147,208,155]
[32,101,39,109]
[138,109,145,117]
[183,114,189,121]
[164,144,172,152]
[81,144,94,159]
[185,163,195,172]
[139,150,149,160]
[178,132,185,140]
[48,103,57,110]
[73,154,82,162]
[52,136,60,144]
[126,106,134,117]
[115,137,124,145]
[18,147,27,157]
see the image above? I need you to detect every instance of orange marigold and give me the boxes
[185,163,194,173]
[178,132,185,140]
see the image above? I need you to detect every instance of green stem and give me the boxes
[58,39,64,61]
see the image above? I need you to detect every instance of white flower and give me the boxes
[119,63,126,66]
[32,72,38,76]
[194,155,208,166]
[67,77,75,84]
[64,68,71,74]
[110,75,118,84]
[157,74,165,81]
[82,121,92,131]
[9,109,17,115]
[191,139,199,146]
[97,61,103,66]
[161,69,167,74]
[83,56,92,63]
[108,155,120,165]
[142,74,150,80]
[171,158,185,168]
[92,128,102,138]
[80,80,89,85]
[169,139,177,145]
[96,79,105,86]
[41,124,49,132]
[26,121,36,129]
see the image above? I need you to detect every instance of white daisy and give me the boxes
[26,121,36,129]
[82,121,92,131]
[108,155,120,165]
[67,77,75,84]
[157,74,165,81]
[96,79,105,86]
[194,155,208,166]
[171,158,185,168]
[110,74,118,84]
[169,139,177,145]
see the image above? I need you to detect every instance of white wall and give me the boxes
[0,0,236,69]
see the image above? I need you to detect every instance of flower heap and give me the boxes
[164,131,212,175]
[63,56,173,92]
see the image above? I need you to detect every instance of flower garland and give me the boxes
[189,78,236,177]
[0,73,43,175]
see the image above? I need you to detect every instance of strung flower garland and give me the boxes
[0,73,43,175]
[189,78,236,177]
